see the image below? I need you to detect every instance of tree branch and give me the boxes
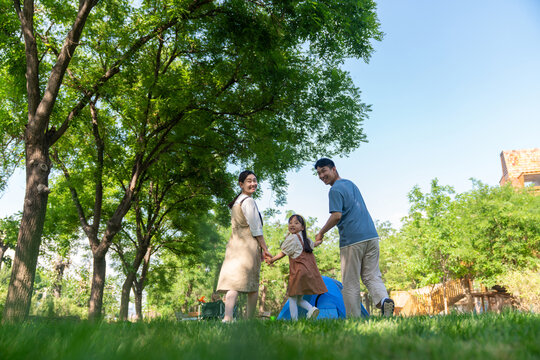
[35,0,97,135]
[48,18,180,146]
[90,100,104,234]
[51,150,92,236]
[14,0,40,116]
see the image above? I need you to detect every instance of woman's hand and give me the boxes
[262,248,273,263]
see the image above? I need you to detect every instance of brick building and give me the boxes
[499,148,540,189]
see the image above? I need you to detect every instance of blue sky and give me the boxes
[2,0,540,229]
[257,0,540,227]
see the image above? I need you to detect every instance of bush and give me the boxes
[497,269,540,313]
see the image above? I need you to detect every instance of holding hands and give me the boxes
[262,248,273,263]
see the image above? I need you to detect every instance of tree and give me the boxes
[111,161,229,320]
[377,220,414,290]
[2,0,99,322]
[2,0,383,321]
[453,180,540,285]
[397,179,464,313]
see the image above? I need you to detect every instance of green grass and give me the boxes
[0,312,539,359]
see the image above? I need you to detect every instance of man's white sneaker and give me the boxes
[307,307,319,319]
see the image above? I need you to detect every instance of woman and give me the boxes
[216,170,272,322]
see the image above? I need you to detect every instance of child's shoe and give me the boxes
[307,307,319,319]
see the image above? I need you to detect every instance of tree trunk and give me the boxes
[118,244,149,321]
[133,284,143,321]
[461,276,474,313]
[119,271,137,321]
[3,0,97,324]
[133,246,152,321]
[88,252,107,321]
[2,144,50,322]
[442,278,449,315]
[0,244,7,271]
[53,259,69,298]
[184,281,194,313]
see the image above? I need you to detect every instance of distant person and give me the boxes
[268,214,327,320]
[216,170,273,322]
[313,158,394,317]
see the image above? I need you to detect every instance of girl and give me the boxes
[216,170,272,322]
[268,214,328,320]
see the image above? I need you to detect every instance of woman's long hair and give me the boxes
[289,214,312,253]
[228,170,256,209]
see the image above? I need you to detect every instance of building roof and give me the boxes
[500,148,540,186]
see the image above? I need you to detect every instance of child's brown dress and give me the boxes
[287,234,328,296]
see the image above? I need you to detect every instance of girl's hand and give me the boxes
[314,240,323,247]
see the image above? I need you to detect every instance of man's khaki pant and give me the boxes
[340,238,388,317]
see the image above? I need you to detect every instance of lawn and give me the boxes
[0,311,538,359]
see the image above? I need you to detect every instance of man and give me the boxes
[314,158,394,317]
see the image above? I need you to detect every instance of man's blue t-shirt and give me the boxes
[328,179,379,247]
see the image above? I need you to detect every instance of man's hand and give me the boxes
[316,212,341,247]
[314,233,324,247]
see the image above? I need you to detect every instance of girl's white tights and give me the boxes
[288,295,314,320]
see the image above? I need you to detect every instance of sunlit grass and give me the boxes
[0,311,538,359]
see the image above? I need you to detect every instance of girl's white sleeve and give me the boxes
[240,197,264,237]
[281,234,302,259]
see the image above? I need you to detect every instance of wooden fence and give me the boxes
[391,278,513,316]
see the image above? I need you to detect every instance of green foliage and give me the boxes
[497,269,540,313]
[380,179,540,294]
[12,0,384,205]
[0,312,539,359]
[41,185,82,258]
[453,181,540,285]
[144,224,229,317]
[378,220,414,291]
[0,0,27,193]
[0,214,19,248]
[399,179,462,286]
[0,214,19,269]
[0,265,10,315]
[25,255,121,320]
